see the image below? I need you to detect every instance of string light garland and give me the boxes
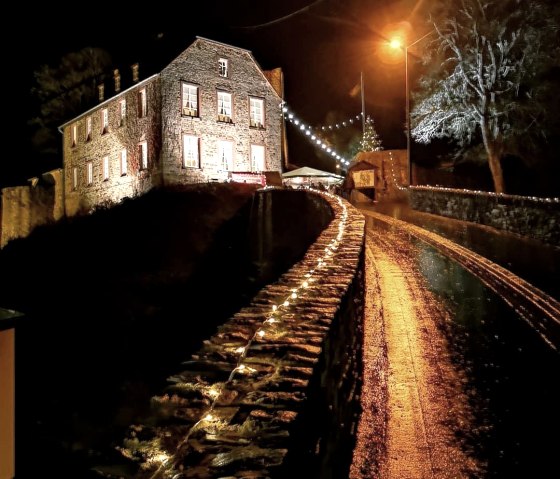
[281,103,351,170]
[388,151,408,191]
[316,113,364,132]
[411,185,559,204]
[145,190,350,479]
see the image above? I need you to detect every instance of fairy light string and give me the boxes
[281,104,351,171]
[147,190,349,479]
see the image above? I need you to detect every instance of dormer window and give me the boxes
[218,58,228,77]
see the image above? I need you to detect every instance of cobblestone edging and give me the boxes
[120,189,366,479]
[410,186,560,246]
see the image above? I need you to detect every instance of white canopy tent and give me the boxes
[282,166,344,188]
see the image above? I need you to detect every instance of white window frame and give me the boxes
[139,142,148,170]
[86,161,93,185]
[217,91,232,121]
[218,58,228,77]
[218,140,233,171]
[72,167,78,190]
[71,124,77,147]
[120,149,127,176]
[182,135,199,168]
[250,144,265,172]
[101,108,109,134]
[86,116,92,141]
[139,88,147,118]
[103,156,109,181]
[119,99,126,126]
[181,83,198,117]
[249,97,264,128]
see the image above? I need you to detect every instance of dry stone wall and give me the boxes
[410,186,560,246]
[121,189,366,478]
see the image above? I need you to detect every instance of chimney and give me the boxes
[98,83,105,102]
[113,69,121,93]
[131,63,139,82]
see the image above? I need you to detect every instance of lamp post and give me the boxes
[391,31,433,186]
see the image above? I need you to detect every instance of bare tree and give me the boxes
[411,0,559,193]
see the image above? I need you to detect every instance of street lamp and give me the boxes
[390,31,433,186]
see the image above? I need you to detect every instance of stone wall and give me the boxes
[410,186,560,245]
[160,38,283,185]
[120,189,366,479]
[0,169,63,248]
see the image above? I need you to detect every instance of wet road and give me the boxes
[351,208,560,478]
[351,216,483,479]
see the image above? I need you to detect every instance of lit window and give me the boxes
[101,108,109,134]
[139,88,147,118]
[87,161,93,185]
[86,117,92,141]
[218,58,228,77]
[103,156,109,181]
[139,142,148,170]
[72,167,78,190]
[181,83,198,117]
[249,97,264,128]
[71,124,77,147]
[218,140,233,171]
[251,144,265,172]
[217,92,232,122]
[119,99,126,126]
[182,135,199,168]
[120,149,127,176]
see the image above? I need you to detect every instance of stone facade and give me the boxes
[61,37,283,215]
[0,170,64,248]
[62,76,162,216]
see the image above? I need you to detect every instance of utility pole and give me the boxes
[361,71,366,136]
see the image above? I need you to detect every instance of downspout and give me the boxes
[281,70,289,171]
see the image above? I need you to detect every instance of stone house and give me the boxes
[59,37,284,216]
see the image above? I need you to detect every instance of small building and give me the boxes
[344,149,407,202]
[59,37,284,216]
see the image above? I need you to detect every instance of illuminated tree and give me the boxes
[411,0,559,193]
[360,116,383,152]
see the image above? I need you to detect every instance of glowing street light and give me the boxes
[390,31,433,186]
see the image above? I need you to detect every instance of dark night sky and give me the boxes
[3,0,426,186]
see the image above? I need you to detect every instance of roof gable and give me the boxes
[161,37,281,101]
